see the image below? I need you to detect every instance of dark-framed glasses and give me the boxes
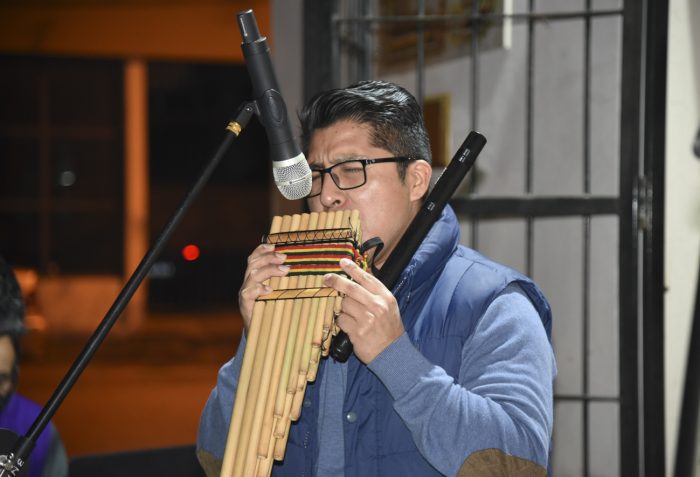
[307,157,415,198]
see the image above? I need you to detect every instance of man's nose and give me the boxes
[319,173,345,209]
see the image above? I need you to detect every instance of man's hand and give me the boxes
[238,243,289,330]
[323,258,404,364]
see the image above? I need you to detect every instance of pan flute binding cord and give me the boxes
[221,210,363,477]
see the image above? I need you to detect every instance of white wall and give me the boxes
[665,0,700,474]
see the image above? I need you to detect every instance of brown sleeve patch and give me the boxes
[196,448,223,477]
[457,448,547,477]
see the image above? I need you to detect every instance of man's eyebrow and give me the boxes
[309,155,366,169]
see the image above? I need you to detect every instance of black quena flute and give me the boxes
[329,130,487,362]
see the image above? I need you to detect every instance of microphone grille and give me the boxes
[272,155,312,200]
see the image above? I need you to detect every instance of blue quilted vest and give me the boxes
[272,207,552,476]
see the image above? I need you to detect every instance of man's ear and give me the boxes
[408,160,432,202]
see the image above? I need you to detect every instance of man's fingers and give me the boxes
[240,282,273,300]
[247,243,275,265]
[323,270,364,298]
[340,295,370,319]
[337,258,386,293]
[247,262,289,284]
[322,258,391,301]
[334,312,357,335]
[244,249,287,282]
[324,257,404,364]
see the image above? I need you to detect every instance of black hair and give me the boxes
[0,256,25,386]
[299,80,432,180]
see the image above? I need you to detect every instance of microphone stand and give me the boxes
[0,102,258,476]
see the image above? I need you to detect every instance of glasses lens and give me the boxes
[310,171,323,197]
[333,161,366,189]
[309,160,367,197]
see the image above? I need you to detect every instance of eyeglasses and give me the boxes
[307,157,414,198]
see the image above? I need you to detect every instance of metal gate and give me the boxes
[303,0,668,475]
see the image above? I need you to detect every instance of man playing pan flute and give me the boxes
[197,80,556,476]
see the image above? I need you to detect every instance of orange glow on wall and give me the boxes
[0,1,271,62]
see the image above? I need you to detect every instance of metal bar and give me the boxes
[641,0,668,473]
[583,2,592,474]
[331,5,341,89]
[555,394,620,403]
[416,0,425,106]
[619,0,644,474]
[525,0,535,277]
[583,4,592,196]
[470,0,480,131]
[450,197,619,218]
[469,0,480,250]
[362,0,371,80]
[346,1,359,83]
[583,214,591,476]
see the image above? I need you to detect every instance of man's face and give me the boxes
[305,120,429,268]
[0,335,16,404]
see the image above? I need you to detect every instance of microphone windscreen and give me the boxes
[272,154,312,200]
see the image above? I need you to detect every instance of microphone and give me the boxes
[237,9,312,200]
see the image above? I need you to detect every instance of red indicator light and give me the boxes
[182,244,200,262]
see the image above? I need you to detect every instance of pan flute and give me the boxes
[220,210,363,477]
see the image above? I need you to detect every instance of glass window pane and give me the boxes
[589,216,619,396]
[48,60,123,127]
[475,21,529,197]
[0,137,40,199]
[147,62,270,310]
[533,217,584,395]
[472,219,528,274]
[50,139,122,201]
[592,0,622,9]
[0,56,41,125]
[148,62,268,188]
[552,401,584,475]
[589,402,620,476]
[532,19,585,196]
[0,213,40,268]
[590,16,622,196]
[50,211,122,274]
[533,0,585,14]
[0,56,124,275]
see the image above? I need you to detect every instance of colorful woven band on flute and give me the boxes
[255,240,370,301]
[275,241,365,276]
